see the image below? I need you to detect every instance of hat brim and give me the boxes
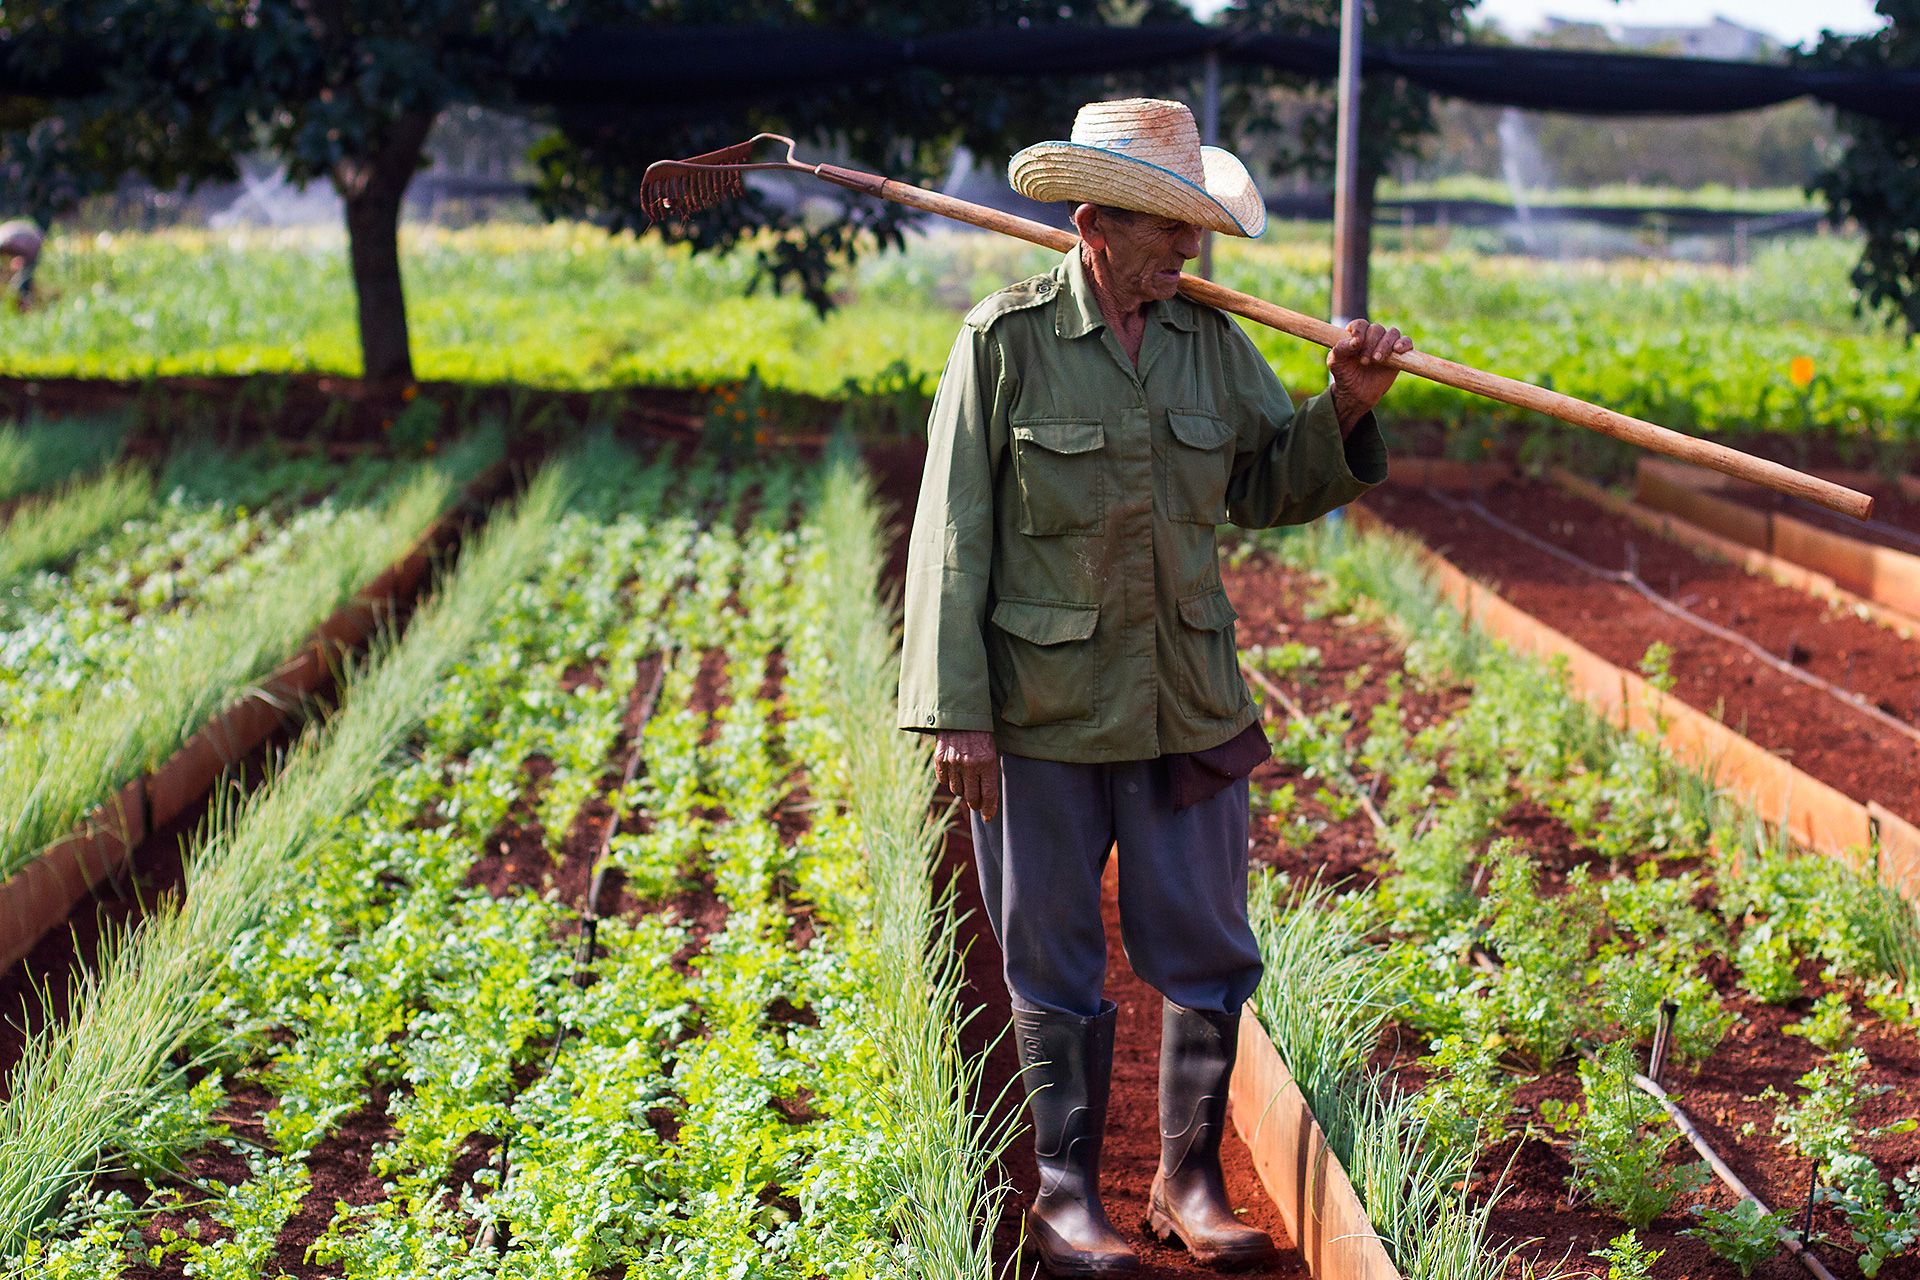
[1007,142,1266,238]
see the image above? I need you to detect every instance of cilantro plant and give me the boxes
[1683,1198,1786,1276]
[1542,1042,1708,1229]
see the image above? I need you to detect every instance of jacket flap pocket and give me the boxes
[991,599,1099,645]
[1177,588,1238,631]
[1168,410,1234,451]
[1012,419,1105,455]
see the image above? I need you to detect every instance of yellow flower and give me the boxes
[1789,356,1815,388]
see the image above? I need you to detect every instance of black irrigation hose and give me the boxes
[1426,488,1920,751]
[1246,653,1839,1279]
[576,652,672,970]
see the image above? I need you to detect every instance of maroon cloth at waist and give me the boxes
[1164,720,1271,811]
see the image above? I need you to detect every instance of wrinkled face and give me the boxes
[1086,206,1205,306]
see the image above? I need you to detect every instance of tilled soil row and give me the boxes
[1362,481,1920,826]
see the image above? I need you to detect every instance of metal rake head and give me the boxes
[639,133,806,223]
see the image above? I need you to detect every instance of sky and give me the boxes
[1185,0,1887,49]
[1471,0,1885,49]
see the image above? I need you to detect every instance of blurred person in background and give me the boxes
[899,98,1410,1276]
[2,219,44,310]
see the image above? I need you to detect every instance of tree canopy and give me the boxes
[1803,1,1920,339]
[527,0,1190,318]
[1,0,593,379]
[0,0,1190,381]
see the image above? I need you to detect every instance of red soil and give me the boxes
[464,754,558,898]
[263,1089,401,1278]
[1364,481,1920,826]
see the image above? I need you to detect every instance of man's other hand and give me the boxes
[934,729,1000,821]
[1327,318,1413,430]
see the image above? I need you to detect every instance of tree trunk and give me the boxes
[336,111,435,385]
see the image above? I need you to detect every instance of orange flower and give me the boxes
[401,384,418,402]
[423,438,437,454]
[1789,356,1815,388]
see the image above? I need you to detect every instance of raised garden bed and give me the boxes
[1219,529,1920,1279]
[1358,478,1920,830]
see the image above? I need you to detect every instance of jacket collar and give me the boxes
[1054,245,1198,339]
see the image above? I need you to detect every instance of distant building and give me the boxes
[1542,15,1776,60]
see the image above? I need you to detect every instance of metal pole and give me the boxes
[1198,49,1221,281]
[1330,0,1364,326]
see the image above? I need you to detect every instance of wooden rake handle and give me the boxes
[816,164,1874,521]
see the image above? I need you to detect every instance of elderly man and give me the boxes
[898,98,1411,1276]
[0,220,43,310]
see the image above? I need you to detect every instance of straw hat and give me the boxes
[1007,98,1266,239]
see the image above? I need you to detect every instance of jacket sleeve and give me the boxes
[1222,323,1389,530]
[898,325,1002,735]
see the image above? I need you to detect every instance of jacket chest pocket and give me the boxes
[1011,418,1105,536]
[1165,409,1235,525]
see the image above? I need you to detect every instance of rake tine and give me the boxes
[639,133,804,223]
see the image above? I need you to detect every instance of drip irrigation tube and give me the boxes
[1245,667,1388,835]
[1426,488,1920,751]
[471,476,737,1253]
[471,649,670,1255]
[1243,664,1842,1280]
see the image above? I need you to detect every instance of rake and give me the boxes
[642,134,1873,520]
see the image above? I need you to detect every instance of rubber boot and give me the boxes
[1146,1001,1279,1269]
[1013,1000,1140,1277]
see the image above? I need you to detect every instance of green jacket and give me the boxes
[897,247,1388,763]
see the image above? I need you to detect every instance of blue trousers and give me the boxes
[970,752,1263,1019]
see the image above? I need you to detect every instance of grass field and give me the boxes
[3,222,1913,447]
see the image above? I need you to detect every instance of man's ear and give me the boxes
[1071,203,1105,249]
